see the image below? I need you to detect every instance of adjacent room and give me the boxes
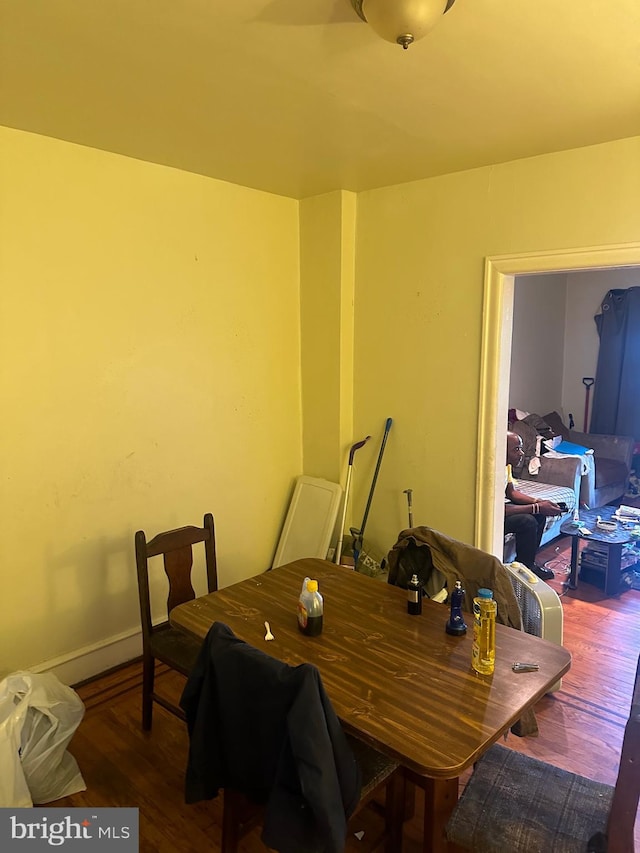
[1,2,640,851]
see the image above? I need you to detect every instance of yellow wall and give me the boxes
[0,126,301,674]
[300,191,356,485]
[3,124,640,677]
[353,137,640,555]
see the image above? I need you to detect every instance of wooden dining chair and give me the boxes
[344,735,406,853]
[180,621,405,852]
[446,652,640,852]
[135,512,218,731]
[222,737,405,853]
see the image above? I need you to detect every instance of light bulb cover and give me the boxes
[351,0,454,47]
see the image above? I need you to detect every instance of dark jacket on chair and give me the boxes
[180,621,361,853]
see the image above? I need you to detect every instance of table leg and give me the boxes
[605,543,623,596]
[422,776,459,852]
[402,778,416,820]
[567,535,579,590]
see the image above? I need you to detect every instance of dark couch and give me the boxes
[542,411,634,509]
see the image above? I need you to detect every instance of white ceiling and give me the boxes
[2,1,639,199]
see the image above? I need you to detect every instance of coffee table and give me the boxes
[560,505,634,595]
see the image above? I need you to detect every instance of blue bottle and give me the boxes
[446,580,467,635]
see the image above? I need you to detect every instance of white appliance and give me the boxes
[271,476,342,569]
[504,561,564,692]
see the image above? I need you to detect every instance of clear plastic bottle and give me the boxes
[471,588,497,675]
[297,579,323,637]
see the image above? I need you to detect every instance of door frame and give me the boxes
[476,242,640,558]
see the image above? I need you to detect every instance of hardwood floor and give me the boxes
[50,538,640,850]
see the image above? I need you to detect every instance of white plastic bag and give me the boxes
[0,678,31,808]
[0,671,86,806]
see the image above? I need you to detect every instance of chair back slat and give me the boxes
[145,524,211,557]
[164,547,196,614]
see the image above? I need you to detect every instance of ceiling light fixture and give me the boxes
[350,0,456,50]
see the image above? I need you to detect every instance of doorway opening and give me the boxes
[475,243,640,560]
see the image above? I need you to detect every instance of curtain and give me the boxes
[590,287,640,439]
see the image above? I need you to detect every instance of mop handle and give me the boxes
[335,436,371,565]
[349,436,370,464]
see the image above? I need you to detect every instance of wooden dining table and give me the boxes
[170,557,572,852]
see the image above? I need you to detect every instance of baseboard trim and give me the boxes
[31,629,143,686]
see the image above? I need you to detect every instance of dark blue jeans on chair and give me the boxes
[504,513,546,569]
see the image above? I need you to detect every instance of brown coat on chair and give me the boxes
[387,526,523,630]
[386,525,537,737]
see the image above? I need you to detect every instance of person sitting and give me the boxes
[505,431,562,581]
